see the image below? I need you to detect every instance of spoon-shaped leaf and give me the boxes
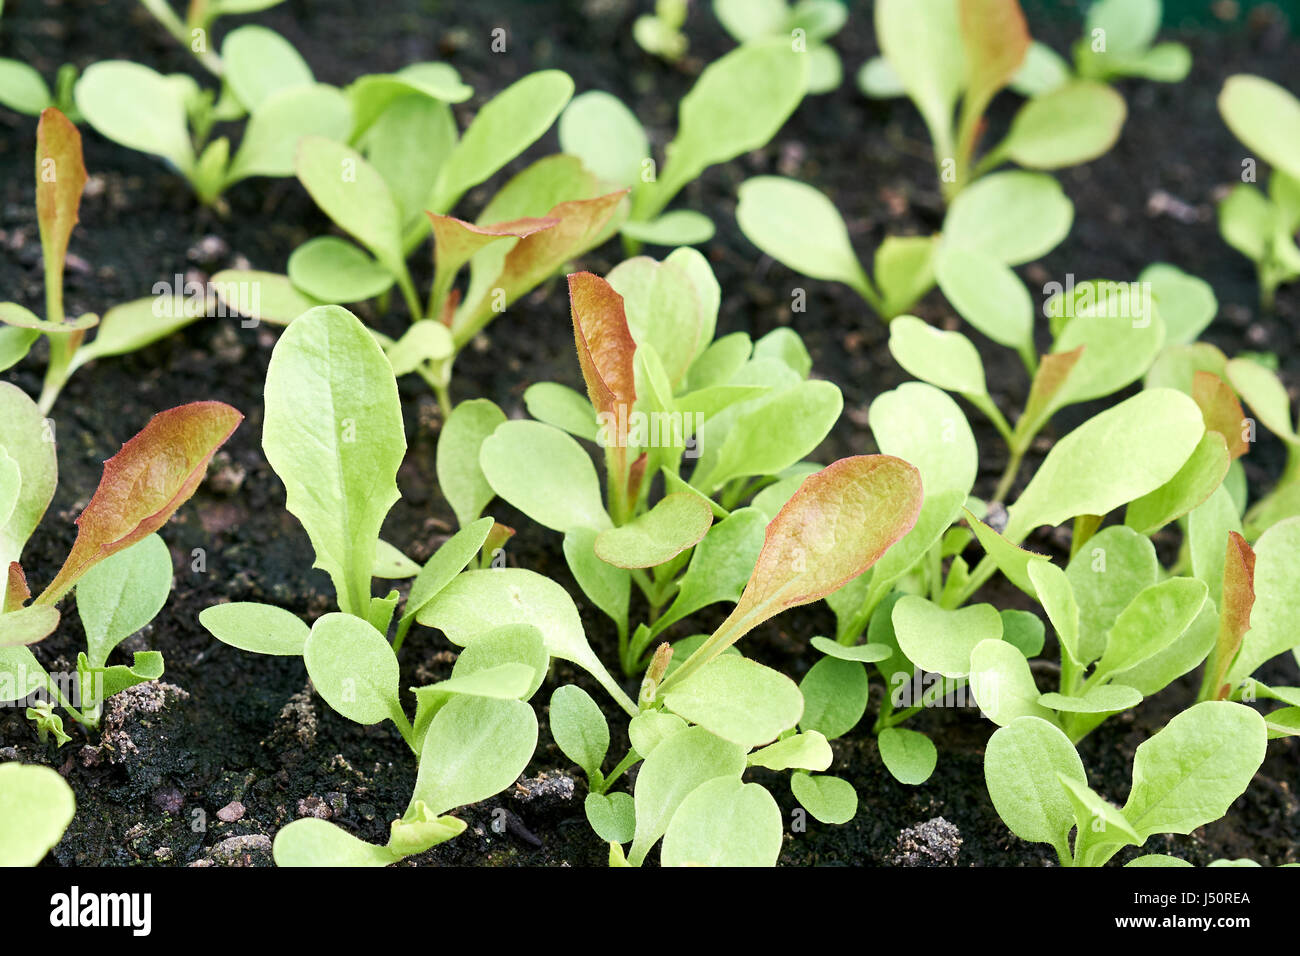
[663,455,922,688]
[35,107,87,323]
[37,401,242,605]
[594,493,713,569]
[0,763,75,866]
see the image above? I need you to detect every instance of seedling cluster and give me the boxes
[1,0,1297,870]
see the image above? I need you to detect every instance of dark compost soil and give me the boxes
[0,0,1297,867]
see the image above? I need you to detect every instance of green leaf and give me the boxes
[210,270,321,326]
[874,0,964,158]
[0,606,60,648]
[1218,74,1300,182]
[888,316,994,411]
[372,539,420,579]
[229,84,354,185]
[1124,431,1230,535]
[524,383,597,442]
[82,649,165,702]
[418,568,635,715]
[629,710,687,758]
[935,246,1033,353]
[1093,578,1208,679]
[874,234,938,318]
[1027,559,1080,665]
[397,517,495,643]
[64,297,202,376]
[263,306,404,616]
[594,493,713,569]
[651,507,766,638]
[877,727,938,785]
[748,731,832,772]
[75,534,171,668]
[999,81,1126,169]
[1141,263,1217,345]
[869,381,977,499]
[434,70,574,210]
[1059,774,1140,851]
[1039,685,1143,714]
[585,792,635,844]
[1227,517,1300,684]
[287,237,395,304]
[942,171,1073,265]
[893,596,1002,678]
[660,777,782,867]
[1066,525,1159,666]
[0,763,76,866]
[563,528,630,640]
[413,695,538,815]
[1226,357,1297,444]
[273,818,400,867]
[0,58,52,114]
[0,385,56,574]
[436,400,506,528]
[481,420,609,533]
[736,176,871,297]
[662,655,803,749]
[1122,701,1267,840]
[447,623,548,701]
[810,636,890,663]
[620,211,715,246]
[608,255,709,388]
[0,327,39,372]
[692,380,842,491]
[550,685,609,781]
[790,772,857,824]
[645,39,807,217]
[74,61,194,175]
[1048,287,1166,409]
[1009,41,1071,96]
[968,639,1053,727]
[303,613,402,726]
[199,601,309,656]
[799,656,869,740]
[1126,854,1193,868]
[384,321,454,377]
[1005,390,1204,543]
[558,91,648,188]
[1001,609,1046,658]
[296,137,405,276]
[222,25,313,111]
[984,716,1085,854]
[628,725,746,866]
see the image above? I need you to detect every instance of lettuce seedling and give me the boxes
[200,305,639,863]
[714,0,847,93]
[0,56,79,120]
[1,109,210,412]
[137,0,286,76]
[421,452,922,864]
[985,702,1265,866]
[465,265,845,673]
[0,383,241,740]
[214,70,625,412]
[634,0,689,62]
[559,39,808,249]
[736,169,1072,327]
[73,25,352,206]
[856,0,1126,200]
[0,763,76,866]
[1216,75,1300,310]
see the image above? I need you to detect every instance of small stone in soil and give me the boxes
[217,801,246,823]
[297,795,332,820]
[208,834,273,867]
[511,771,575,805]
[892,817,963,866]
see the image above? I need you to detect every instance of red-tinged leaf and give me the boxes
[664,455,922,688]
[568,271,637,436]
[1210,531,1256,700]
[483,521,515,559]
[0,604,59,647]
[496,190,627,305]
[627,452,649,504]
[426,213,558,316]
[1013,345,1084,447]
[36,402,244,605]
[960,0,1030,112]
[5,562,30,614]
[1192,370,1250,460]
[35,107,88,323]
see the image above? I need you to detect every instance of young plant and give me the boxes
[856,0,1126,200]
[137,0,286,76]
[200,305,638,863]
[1,109,207,413]
[714,0,847,93]
[634,0,689,63]
[735,169,1073,328]
[0,383,242,740]
[420,453,923,865]
[1216,74,1300,310]
[0,763,76,866]
[73,25,352,206]
[216,70,623,412]
[0,56,78,119]
[457,264,846,675]
[558,38,808,248]
[984,702,1266,866]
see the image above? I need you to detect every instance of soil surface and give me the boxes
[0,0,1297,867]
